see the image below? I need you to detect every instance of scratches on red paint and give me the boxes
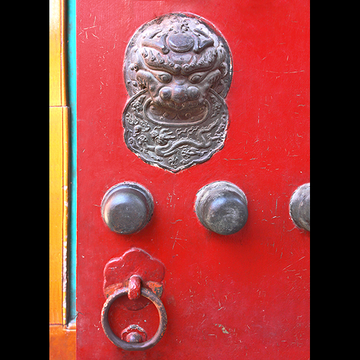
[170,230,187,249]
[282,255,306,272]
[253,69,305,75]
[170,219,183,224]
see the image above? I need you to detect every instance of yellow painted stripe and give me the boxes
[49,106,69,324]
[49,0,67,106]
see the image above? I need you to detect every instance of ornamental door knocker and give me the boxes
[122,13,233,172]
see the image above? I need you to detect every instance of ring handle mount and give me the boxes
[101,287,168,351]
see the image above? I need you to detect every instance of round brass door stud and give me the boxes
[101,182,154,234]
[289,183,310,231]
[195,181,248,235]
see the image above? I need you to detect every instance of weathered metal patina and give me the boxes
[101,248,167,351]
[195,181,248,235]
[289,183,310,231]
[101,287,168,351]
[101,182,154,234]
[122,13,233,172]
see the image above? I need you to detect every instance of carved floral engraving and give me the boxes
[122,13,232,172]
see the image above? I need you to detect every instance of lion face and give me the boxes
[124,14,231,119]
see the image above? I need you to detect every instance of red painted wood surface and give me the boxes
[76,1,309,358]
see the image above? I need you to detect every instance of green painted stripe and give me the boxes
[67,0,77,323]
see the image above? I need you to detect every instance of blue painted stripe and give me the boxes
[67,0,77,323]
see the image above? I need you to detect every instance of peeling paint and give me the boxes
[215,323,230,334]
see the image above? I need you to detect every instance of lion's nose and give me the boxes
[172,86,188,103]
[159,87,172,100]
[160,86,200,103]
[187,86,200,100]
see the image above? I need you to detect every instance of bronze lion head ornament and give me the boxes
[123,13,232,172]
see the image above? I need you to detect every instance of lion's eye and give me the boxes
[156,73,172,83]
[189,73,206,84]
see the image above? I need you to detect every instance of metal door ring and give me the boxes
[101,287,167,350]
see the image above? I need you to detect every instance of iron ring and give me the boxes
[101,287,167,351]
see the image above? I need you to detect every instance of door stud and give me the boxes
[195,181,248,235]
[101,182,154,234]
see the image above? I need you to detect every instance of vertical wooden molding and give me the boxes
[50,0,75,357]
[49,106,65,324]
[50,0,67,107]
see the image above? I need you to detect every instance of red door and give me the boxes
[76,1,309,359]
